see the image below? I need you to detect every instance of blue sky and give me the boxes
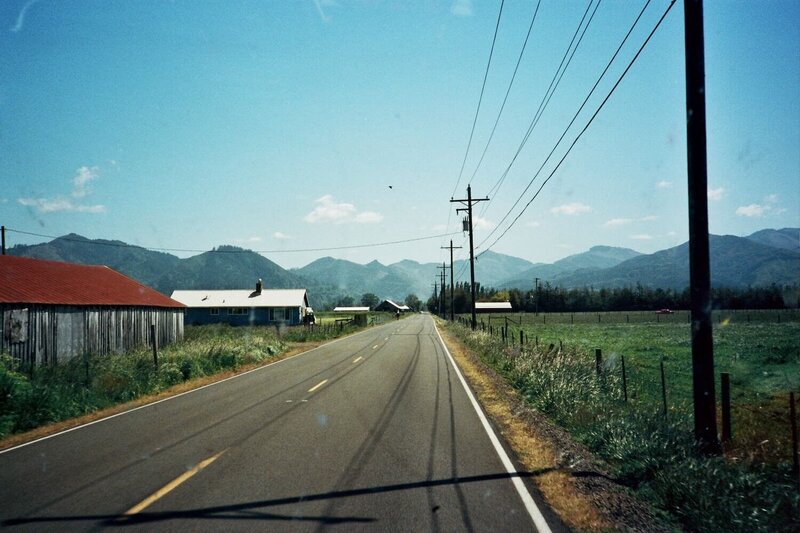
[1,0,798,277]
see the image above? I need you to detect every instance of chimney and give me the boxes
[256,278,263,294]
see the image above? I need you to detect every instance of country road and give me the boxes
[0,315,562,532]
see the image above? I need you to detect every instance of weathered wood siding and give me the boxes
[0,304,184,365]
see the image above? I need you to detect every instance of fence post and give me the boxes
[595,349,602,376]
[598,314,601,323]
[151,323,158,372]
[519,329,524,346]
[721,372,731,443]
[621,355,628,402]
[571,314,574,324]
[660,360,668,419]
[790,391,798,484]
[626,314,629,323]
[719,372,732,442]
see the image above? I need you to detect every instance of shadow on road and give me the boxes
[3,470,554,527]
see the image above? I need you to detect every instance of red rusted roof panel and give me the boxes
[0,256,184,308]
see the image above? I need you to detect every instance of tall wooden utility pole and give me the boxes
[431,281,438,315]
[451,185,488,330]
[684,0,719,453]
[441,240,462,321]
[438,263,447,317]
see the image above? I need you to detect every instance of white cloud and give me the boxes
[17,165,106,214]
[557,243,572,249]
[355,211,384,224]
[72,166,100,198]
[472,216,495,231]
[551,202,591,216]
[764,193,779,204]
[640,215,658,221]
[657,180,673,189]
[304,195,382,224]
[707,187,725,201]
[18,197,106,214]
[667,231,678,237]
[450,0,473,17]
[525,221,541,228]
[736,204,766,217]
[603,218,632,228]
[10,0,40,33]
[630,234,653,240]
[273,232,290,240]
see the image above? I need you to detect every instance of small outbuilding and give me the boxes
[375,300,411,313]
[0,255,185,365]
[333,306,370,313]
[171,280,310,326]
[475,301,513,313]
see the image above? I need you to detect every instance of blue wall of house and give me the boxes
[185,307,300,326]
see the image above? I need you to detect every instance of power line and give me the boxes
[477,0,677,256]
[479,0,599,215]
[451,0,506,199]
[477,0,654,249]
[4,227,462,255]
[467,0,542,187]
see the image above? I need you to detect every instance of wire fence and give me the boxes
[456,311,800,472]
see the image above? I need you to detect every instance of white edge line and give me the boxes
[433,320,552,533]
[0,324,379,456]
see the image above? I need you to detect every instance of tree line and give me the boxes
[426,281,797,314]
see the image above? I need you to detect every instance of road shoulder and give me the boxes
[436,321,669,532]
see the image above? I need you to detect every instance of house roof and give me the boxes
[475,301,513,310]
[333,306,370,312]
[379,299,410,311]
[0,255,184,308]
[171,289,308,308]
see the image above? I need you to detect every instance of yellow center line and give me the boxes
[124,449,227,516]
[308,379,328,393]
[353,356,363,363]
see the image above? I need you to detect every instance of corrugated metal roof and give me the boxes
[475,301,513,310]
[0,255,184,308]
[381,299,411,310]
[171,289,308,308]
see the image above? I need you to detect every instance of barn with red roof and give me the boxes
[0,255,185,364]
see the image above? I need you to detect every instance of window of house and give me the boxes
[227,307,248,315]
[209,308,219,315]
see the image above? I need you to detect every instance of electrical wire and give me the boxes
[477,0,677,257]
[4,227,462,255]
[467,0,541,187]
[451,0,506,199]
[478,0,599,217]
[477,0,653,248]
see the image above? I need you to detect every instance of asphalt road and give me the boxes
[0,314,561,532]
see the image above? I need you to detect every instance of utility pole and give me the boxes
[431,281,439,315]
[441,240,462,321]
[684,0,719,454]
[437,263,447,317]
[534,277,540,315]
[1,225,5,255]
[451,185,488,330]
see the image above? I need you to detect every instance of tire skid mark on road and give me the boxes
[312,323,424,532]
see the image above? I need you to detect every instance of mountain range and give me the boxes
[7,228,798,307]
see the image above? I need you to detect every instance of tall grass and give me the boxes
[450,322,800,532]
[0,322,359,440]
